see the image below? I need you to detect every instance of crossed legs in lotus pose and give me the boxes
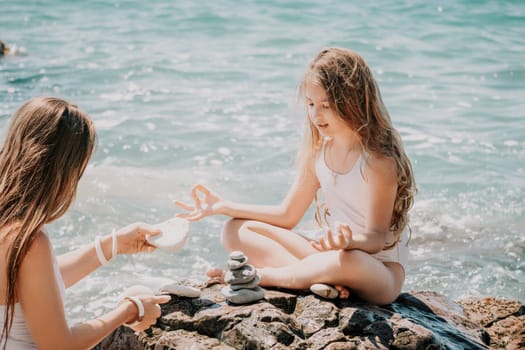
[208,219,405,304]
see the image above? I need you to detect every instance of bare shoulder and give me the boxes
[363,153,397,186]
[28,231,52,252]
[18,231,56,303]
[21,231,53,268]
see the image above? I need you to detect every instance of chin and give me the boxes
[318,130,332,139]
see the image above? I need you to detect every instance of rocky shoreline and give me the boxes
[96,282,524,349]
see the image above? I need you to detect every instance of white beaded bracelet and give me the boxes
[123,296,145,327]
[95,230,119,266]
[95,236,110,265]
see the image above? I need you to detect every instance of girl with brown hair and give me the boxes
[176,47,416,305]
[0,97,170,349]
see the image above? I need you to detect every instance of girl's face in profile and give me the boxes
[304,82,349,138]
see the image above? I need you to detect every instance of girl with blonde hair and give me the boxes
[0,97,170,349]
[176,47,416,304]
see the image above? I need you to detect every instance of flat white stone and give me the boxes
[160,283,201,298]
[224,265,257,284]
[221,286,265,304]
[310,283,338,299]
[230,275,260,291]
[148,218,190,252]
[229,250,246,261]
[227,257,248,270]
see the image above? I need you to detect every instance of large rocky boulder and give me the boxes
[96,283,524,349]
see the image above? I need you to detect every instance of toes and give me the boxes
[335,285,351,299]
[206,267,225,278]
[204,277,223,287]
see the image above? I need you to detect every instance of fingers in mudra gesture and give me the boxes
[174,184,224,221]
[311,222,353,251]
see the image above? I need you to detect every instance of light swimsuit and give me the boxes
[314,141,409,271]
[0,236,66,349]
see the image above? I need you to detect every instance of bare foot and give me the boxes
[205,267,226,286]
[335,285,350,299]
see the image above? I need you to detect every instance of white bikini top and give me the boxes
[0,236,66,349]
[314,140,396,245]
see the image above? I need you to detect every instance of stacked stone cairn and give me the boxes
[221,251,265,304]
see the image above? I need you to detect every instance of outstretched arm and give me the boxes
[175,162,320,229]
[20,233,170,350]
[56,223,160,288]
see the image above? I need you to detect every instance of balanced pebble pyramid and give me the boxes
[221,251,265,304]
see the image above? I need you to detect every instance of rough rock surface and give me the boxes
[96,283,524,350]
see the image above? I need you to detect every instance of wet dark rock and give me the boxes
[96,283,523,350]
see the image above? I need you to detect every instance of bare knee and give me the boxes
[338,250,403,304]
[220,218,247,251]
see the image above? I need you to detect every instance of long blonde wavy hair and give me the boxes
[298,48,416,247]
[0,97,96,347]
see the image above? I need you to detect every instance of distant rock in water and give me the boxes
[96,283,524,350]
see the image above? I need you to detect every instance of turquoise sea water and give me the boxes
[1,1,523,323]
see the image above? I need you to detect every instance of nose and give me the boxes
[310,105,323,120]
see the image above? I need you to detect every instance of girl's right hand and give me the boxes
[174,184,226,221]
[115,222,160,255]
[123,294,171,332]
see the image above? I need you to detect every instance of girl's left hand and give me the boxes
[115,222,161,255]
[311,222,353,251]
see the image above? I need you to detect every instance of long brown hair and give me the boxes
[298,48,416,246]
[0,97,96,346]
